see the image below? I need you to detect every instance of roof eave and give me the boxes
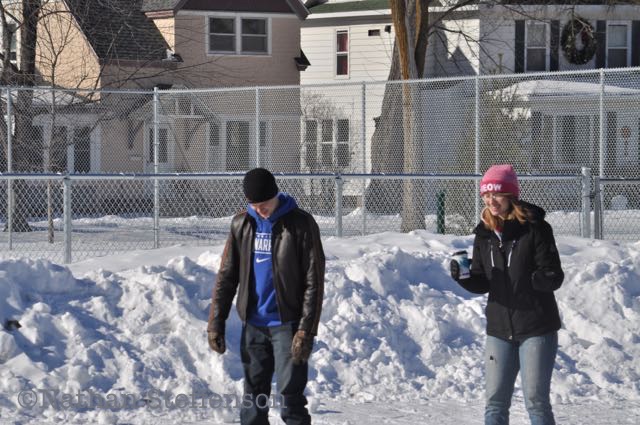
[285,0,310,20]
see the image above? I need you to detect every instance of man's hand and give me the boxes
[291,330,314,365]
[208,331,226,354]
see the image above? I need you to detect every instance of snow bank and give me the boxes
[0,232,639,423]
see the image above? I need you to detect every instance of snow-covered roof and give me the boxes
[495,79,640,101]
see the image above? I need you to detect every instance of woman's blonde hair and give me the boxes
[481,196,527,231]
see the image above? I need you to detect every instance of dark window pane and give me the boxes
[8,23,16,61]
[178,97,191,115]
[322,120,333,142]
[242,19,266,35]
[148,129,154,161]
[337,31,348,52]
[226,121,250,171]
[526,48,546,71]
[210,35,235,52]
[51,126,67,173]
[209,123,220,146]
[559,116,576,164]
[73,127,91,173]
[242,36,267,53]
[541,115,553,172]
[158,128,168,163]
[336,54,348,75]
[260,121,267,147]
[305,120,317,144]
[210,18,234,34]
[321,144,333,167]
[337,144,350,167]
[336,31,348,75]
[607,49,627,68]
[305,121,317,168]
[608,24,627,48]
[526,22,546,48]
[337,119,349,142]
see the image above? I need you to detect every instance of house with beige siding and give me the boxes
[1,0,309,177]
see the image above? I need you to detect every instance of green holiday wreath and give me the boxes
[561,18,597,65]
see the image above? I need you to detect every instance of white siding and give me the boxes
[301,23,394,84]
[479,4,640,74]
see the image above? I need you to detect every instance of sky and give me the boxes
[1,229,639,424]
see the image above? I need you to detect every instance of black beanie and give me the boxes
[243,168,279,203]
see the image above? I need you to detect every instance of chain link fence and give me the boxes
[2,68,640,262]
[0,172,588,263]
[2,68,639,178]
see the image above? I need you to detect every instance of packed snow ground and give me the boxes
[0,231,639,424]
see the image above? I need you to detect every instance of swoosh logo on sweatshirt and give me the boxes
[256,257,270,263]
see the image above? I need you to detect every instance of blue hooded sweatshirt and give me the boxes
[246,192,298,327]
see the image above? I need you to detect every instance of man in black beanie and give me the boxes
[208,168,325,425]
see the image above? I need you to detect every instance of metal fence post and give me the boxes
[153,87,160,249]
[580,167,591,238]
[63,176,72,263]
[599,68,605,179]
[474,75,481,221]
[593,176,603,239]
[361,82,367,236]
[437,190,446,234]
[6,88,13,250]
[6,87,12,171]
[255,87,261,167]
[335,174,343,237]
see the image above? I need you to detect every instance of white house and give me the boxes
[300,0,395,180]
[301,1,640,182]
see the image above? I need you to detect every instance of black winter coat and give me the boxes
[208,207,325,336]
[456,201,564,341]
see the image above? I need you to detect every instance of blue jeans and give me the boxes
[240,322,311,425]
[485,332,558,425]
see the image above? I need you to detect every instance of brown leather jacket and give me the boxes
[208,207,325,335]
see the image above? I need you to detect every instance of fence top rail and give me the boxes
[599,178,640,184]
[0,85,152,96]
[0,172,580,182]
[153,66,640,93]
[0,67,637,96]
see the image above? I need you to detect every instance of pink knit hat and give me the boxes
[480,164,520,198]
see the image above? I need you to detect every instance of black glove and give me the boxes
[207,331,226,354]
[531,269,563,292]
[450,259,472,281]
[291,330,314,365]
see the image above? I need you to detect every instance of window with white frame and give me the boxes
[208,16,269,55]
[336,30,349,76]
[304,118,351,169]
[607,22,630,68]
[49,125,93,173]
[525,21,548,72]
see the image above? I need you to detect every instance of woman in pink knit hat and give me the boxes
[450,164,564,425]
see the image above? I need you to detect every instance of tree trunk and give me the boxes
[392,0,427,231]
[5,0,42,233]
